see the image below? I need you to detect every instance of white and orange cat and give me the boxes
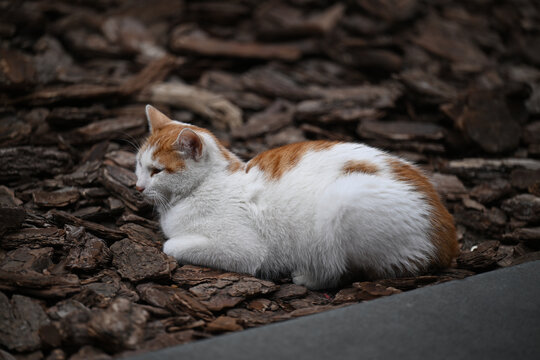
[135,105,459,289]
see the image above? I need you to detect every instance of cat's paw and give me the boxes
[292,273,320,289]
[162,235,209,260]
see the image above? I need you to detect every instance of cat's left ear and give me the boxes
[173,128,203,161]
[146,105,171,133]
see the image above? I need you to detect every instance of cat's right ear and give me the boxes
[146,105,171,133]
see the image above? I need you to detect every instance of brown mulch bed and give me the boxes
[1,0,539,359]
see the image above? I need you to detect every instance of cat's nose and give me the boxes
[135,186,145,192]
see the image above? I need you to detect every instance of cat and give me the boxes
[135,105,459,290]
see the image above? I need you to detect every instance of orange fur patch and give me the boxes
[387,158,459,268]
[246,141,340,180]
[144,123,242,173]
[342,160,379,175]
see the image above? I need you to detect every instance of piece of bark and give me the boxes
[255,2,344,39]
[454,206,507,234]
[144,82,243,130]
[356,0,419,22]
[457,241,502,271]
[241,66,315,101]
[358,120,446,141]
[296,99,381,124]
[0,186,22,207]
[470,179,512,204]
[333,283,401,304]
[110,239,176,282]
[0,48,36,90]
[0,270,80,298]
[69,346,111,360]
[62,161,102,187]
[119,223,163,248]
[325,37,403,73]
[0,147,72,183]
[272,284,308,300]
[0,293,50,352]
[231,100,294,139]
[101,16,166,61]
[300,124,355,142]
[501,194,540,223]
[247,298,276,312]
[310,83,403,106]
[445,158,540,181]
[33,190,80,208]
[510,169,540,191]
[71,117,146,145]
[116,213,160,232]
[0,206,26,237]
[100,165,151,213]
[414,14,488,69]
[188,280,242,312]
[11,56,179,105]
[137,283,213,321]
[170,25,300,61]
[523,121,540,145]
[430,173,467,200]
[48,210,126,241]
[205,316,242,333]
[399,68,458,103]
[226,308,288,327]
[1,227,66,250]
[46,105,107,129]
[0,114,32,147]
[87,298,149,352]
[226,278,278,298]
[0,247,53,273]
[503,227,540,246]
[187,275,278,312]
[377,275,449,291]
[443,90,522,154]
[172,265,241,286]
[65,230,111,272]
[104,150,136,170]
[265,126,306,148]
[45,349,66,360]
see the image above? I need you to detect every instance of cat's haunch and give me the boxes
[135,105,459,289]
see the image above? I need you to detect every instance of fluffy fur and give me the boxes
[136,105,459,289]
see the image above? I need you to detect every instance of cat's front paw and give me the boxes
[162,238,181,259]
[292,273,320,290]
[162,235,210,262]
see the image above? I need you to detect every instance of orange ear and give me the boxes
[173,128,203,160]
[146,105,172,132]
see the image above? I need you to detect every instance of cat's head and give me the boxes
[135,105,240,207]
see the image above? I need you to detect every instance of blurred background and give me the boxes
[0,0,539,359]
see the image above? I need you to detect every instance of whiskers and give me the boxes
[145,190,171,214]
[117,131,143,154]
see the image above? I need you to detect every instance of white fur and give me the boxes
[137,133,436,289]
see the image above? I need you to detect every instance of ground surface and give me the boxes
[0,0,539,359]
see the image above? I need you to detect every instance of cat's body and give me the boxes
[136,106,459,289]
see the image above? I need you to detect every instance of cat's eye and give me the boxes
[150,168,162,177]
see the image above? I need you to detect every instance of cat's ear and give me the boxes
[173,128,203,161]
[146,105,171,132]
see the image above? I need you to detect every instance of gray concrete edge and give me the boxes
[126,261,540,360]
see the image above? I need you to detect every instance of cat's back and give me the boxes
[245,140,387,183]
[244,140,458,269]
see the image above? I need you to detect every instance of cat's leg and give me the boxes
[163,234,262,275]
[163,234,213,266]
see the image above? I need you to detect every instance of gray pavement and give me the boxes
[128,261,540,360]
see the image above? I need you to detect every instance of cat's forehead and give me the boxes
[140,123,191,172]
